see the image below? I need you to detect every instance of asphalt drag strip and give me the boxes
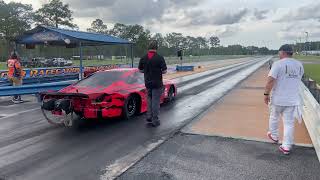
[118,133,320,180]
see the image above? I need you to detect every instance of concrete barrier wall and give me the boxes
[301,82,320,162]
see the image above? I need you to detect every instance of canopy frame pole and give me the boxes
[130,44,134,68]
[79,42,83,80]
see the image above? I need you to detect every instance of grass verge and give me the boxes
[294,55,320,61]
[303,64,320,82]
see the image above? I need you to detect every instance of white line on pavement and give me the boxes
[0,107,40,120]
[100,139,165,180]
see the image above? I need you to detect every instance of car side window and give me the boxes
[127,72,144,84]
[136,73,144,84]
[127,73,138,84]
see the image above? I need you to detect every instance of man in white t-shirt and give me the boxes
[264,44,304,155]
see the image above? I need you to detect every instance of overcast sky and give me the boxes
[5,0,320,49]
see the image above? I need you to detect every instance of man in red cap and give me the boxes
[138,40,167,127]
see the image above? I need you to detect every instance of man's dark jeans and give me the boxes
[147,88,163,123]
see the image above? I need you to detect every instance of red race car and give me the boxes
[41,68,177,128]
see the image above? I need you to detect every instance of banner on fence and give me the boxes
[0,65,120,80]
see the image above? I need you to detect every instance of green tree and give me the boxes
[109,23,152,56]
[185,36,199,55]
[135,29,151,56]
[165,32,184,49]
[209,36,220,48]
[109,23,127,38]
[34,0,77,28]
[209,36,220,55]
[0,0,33,57]
[152,33,165,47]
[125,25,151,56]
[87,19,108,34]
[0,0,33,41]
[196,37,208,49]
[124,24,145,42]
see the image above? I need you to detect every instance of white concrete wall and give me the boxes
[301,83,320,162]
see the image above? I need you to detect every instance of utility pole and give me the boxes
[299,37,302,54]
[305,32,309,56]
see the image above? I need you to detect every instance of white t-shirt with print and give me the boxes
[268,58,304,106]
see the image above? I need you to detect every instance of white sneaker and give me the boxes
[12,99,23,104]
[279,145,290,155]
[267,132,279,143]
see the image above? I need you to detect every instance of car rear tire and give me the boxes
[166,86,175,103]
[122,95,138,120]
[41,108,64,126]
[70,113,85,130]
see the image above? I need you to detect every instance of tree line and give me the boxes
[86,19,277,57]
[0,0,278,61]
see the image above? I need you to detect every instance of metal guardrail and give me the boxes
[301,82,320,162]
[0,74,79,87]
[0,80,76,96]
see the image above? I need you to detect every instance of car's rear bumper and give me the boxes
[83,107,123,119]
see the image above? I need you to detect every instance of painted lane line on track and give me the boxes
[100,139,165,180]
[0,108,39,120]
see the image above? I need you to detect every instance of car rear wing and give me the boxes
[40,92,89,100]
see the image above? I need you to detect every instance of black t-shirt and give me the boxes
[138,52,167,89]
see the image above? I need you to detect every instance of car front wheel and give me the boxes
[166,86,175,103]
